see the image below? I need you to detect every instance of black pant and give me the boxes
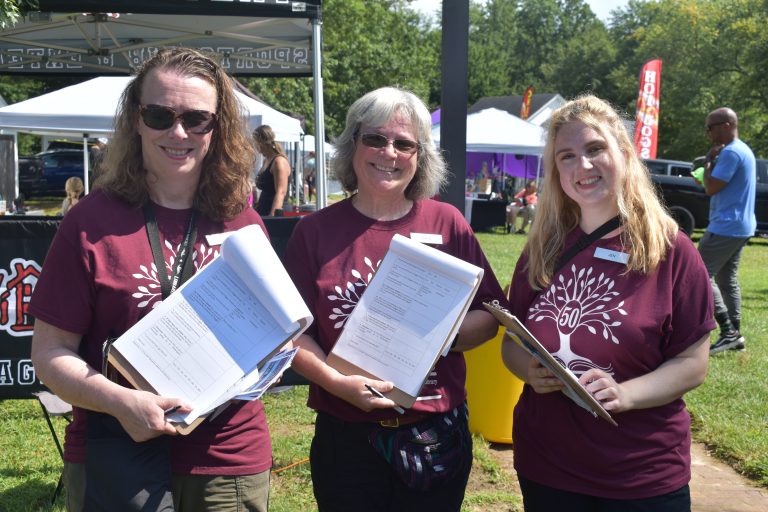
[519,475,691,512]
[310,412,472,512]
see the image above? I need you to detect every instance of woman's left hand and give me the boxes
[580,369,630,413]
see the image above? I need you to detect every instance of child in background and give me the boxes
[61,176,84,216]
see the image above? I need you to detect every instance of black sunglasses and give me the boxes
[358,132,420,155]
[140,104,217,134]
[706,121,728,132]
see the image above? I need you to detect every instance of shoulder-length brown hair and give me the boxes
[97,47,255,221]
[525,95,678,290]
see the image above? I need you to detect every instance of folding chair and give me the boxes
[33,391,73,504]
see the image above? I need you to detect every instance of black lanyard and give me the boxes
[555,215,622,272]
[143,203,198,300]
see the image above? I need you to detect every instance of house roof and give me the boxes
[468,94,562,118]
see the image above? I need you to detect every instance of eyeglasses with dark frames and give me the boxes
[140,104,217,134]
[358,132,420,155]
[706,121,728,132]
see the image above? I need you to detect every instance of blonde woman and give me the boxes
[253,124,291,216]
[501,95,715,511]
[61,176,84,216]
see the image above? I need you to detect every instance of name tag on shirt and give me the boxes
[594,247,629,265]
[410,233,443,245]
[206,232,232,247]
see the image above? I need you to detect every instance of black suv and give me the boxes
[18,155,45,198]
[650,158,768,236]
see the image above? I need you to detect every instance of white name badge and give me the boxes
[410,232,443,245]
[205,232,232,247]
[594,247,629,265]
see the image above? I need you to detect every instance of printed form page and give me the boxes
[332,234,481,395]
[113,225,311,422]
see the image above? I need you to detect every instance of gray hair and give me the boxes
[331,87,447,199]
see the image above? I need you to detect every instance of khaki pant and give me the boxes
[62,461,270,512]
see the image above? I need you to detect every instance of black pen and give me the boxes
[163,405,181,416]
[365,384,405,414]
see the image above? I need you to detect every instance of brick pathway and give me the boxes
[689,443,768,512]
[488,442,768,512]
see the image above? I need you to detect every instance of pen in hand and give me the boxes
[365,384,405,414]
[164,405,181,416]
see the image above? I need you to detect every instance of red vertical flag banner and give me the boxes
[520,86,535,120]
[634,59,662,159]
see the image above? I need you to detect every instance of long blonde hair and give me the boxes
[525,95,678,290]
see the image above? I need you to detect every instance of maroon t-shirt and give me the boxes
[509,229,715,499]
[30,189,272,476]
[284,198,507,422]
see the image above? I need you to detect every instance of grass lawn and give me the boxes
[0,227,765,511]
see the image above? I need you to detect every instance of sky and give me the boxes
[409,0,630,24]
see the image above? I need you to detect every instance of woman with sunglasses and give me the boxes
[253,124,291,216]
[30,48,273,511]
[283,87,506,511]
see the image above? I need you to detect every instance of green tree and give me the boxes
[610,0,768,159]
[244,0,440,139]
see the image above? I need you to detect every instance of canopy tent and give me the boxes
[0,0,329,208]
[0,1,320,77]
[0,76,303,140]
[432,108,546,188]
[0,76,303,194]
[432,108,545,155]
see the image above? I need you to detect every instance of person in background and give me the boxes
[254,124,291,216]
[284,86,507,511]
[505,180,538,234]
[89,137,108,185]
[60,176,84,216]
[30,47,272,512]
[305,150,317,203]
[696,107,756,354]
[501,95,714,512]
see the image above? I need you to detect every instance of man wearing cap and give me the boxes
[697,107,756,354]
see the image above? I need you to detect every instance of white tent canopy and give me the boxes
[0,76,303,141]
[432,107,546,155]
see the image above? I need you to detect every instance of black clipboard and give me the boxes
[484,301,618,427]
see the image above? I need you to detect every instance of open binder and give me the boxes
[108,224,313,434]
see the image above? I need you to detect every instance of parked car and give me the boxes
[34,149,86,196]
[651,158,768,236]
[18,155,45,198]
[643,158,694,177]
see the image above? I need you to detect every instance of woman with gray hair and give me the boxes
[284,86,506,511]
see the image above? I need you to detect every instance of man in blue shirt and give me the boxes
[697,107,756,354]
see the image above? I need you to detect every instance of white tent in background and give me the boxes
[0,76,303,140]
[432,107,546,155]
[0,76,303,194]
[300,134,334,155]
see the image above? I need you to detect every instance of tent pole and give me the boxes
[82,134,90,195]
[13,132,19,203]
[311,17,327,210]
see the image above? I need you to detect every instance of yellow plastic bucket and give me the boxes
[465,326,524,444]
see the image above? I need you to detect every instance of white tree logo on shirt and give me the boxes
[528,264,627,376]
[131,241,218,309]
[328,256,380,329]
